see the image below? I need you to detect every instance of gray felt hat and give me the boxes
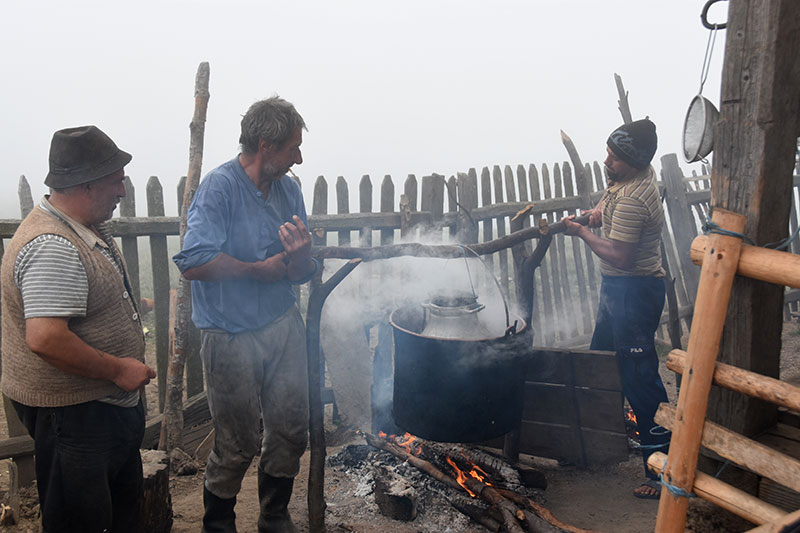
[44,125,132,188]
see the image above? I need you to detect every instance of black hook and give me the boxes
[701,0,728,30]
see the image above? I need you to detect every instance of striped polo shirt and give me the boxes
[599,166,665,278]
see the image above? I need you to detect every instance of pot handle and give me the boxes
[457,244,511,329]
[504,320,519,338]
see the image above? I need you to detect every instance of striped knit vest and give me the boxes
[1,207,145,407]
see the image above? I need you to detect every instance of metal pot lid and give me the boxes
[423,291,484,315]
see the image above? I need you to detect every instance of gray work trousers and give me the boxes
[201,306,309,500]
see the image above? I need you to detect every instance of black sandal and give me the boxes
[633,479,661,500]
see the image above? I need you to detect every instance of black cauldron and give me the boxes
[390,301,529,443]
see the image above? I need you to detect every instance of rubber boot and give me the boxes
[257,470,296,533]
[202,485,237,533]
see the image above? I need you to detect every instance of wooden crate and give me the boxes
[518,347,628,467]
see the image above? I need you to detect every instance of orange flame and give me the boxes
[447,457,477,497]
[470,464,490,483]
[378,432,423,456]
[624,408,640,438]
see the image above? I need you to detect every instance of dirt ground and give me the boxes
[2,320,800,533]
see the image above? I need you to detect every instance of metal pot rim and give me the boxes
[389,306,527,342]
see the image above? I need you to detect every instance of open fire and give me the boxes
[445,456,492,497]
[379,431,496,498]
[342,430,597,532]
[624,405,640,442]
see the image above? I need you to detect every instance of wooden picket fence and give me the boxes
[0,152,798,422]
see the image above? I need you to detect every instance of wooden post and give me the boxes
[306,259,361,533]
[403,174,418,240]
[562,163,590,335]
[661,154,700,302]
[655,208,746,533]
[533,164,555,346]
[503,165,518,291]
[335,176,350,246]
[421,174,444,241]
[359,175,372,247]
[445,176,457,240]
[119,177,141,306]
[479,168,493,267]
[147,176,170,412]
[492,166,509,296]
[708,0,800,437]
[176,177,204,398]
[1,177,36,487]
[456,171,479,244]
[311,176,327,247]
[17,176,32,219]
[549,164,572,340]
[380,175,394,246]
[613,73,633,125]
[159,61,209,452]
[516,164,529,204]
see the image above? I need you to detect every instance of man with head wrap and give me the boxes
[563,118,670,499]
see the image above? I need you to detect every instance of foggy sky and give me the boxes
[0,1,727,218]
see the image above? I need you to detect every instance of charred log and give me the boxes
[496,488,599,533]
[449,498,501,532]
[372,465,417,521]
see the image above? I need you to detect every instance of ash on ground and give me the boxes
[325,444,544,533]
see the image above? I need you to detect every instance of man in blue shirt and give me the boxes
[173,96,317,533]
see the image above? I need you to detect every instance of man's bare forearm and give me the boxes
[25,317,154,391]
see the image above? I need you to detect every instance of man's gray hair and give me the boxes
[239,96,307,154]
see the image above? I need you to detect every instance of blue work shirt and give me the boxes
[173,157,313,333]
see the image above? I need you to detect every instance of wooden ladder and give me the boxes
[653,209,800,532]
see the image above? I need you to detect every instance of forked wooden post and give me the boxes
[655,208,746,533]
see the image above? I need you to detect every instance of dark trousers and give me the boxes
[12,399,145,533]
[590,275,671,480]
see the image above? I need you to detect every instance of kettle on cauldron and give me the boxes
[419,290,493,341]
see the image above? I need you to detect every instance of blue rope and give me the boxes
[703,216,800,250]
[763,224,800,250]
[714,459,731,479]
[702,220,755,245]
[659,460,696,499]
[632,425,672,451]
[633,442,670,451]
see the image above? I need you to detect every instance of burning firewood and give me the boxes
[458,475,526,533]
[427,441,524,492]
[361,431,595,533]
[360,431,463,493]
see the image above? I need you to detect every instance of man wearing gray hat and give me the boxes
[1,125,156,532]
[563,118,670,500]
